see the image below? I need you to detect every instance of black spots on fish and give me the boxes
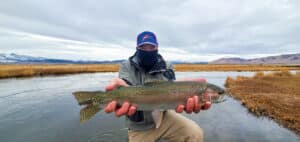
[168,88,181,96]
[92,97,102,105]
[136,90,144,96]
[73,92,97,105]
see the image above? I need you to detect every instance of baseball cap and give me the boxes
[137,31,158,47]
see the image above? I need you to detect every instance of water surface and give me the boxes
[0,72,299,142]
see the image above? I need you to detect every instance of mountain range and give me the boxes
[0,53,124,64]
[210,53,300,64]
[1,53,299,64]
[0,53,208,64]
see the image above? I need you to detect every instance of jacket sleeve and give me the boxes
[118,61,133,85]
[163,62,176,81]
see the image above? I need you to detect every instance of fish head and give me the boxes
[203,83,226,103]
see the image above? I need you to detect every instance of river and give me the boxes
[0,72,299,142]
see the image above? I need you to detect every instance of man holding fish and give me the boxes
[104,31,212,142]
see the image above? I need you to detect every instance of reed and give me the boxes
[0,64,118,78]
[225,71,300,134]
[0,64,299,79]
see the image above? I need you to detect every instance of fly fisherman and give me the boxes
[104,31,211,142]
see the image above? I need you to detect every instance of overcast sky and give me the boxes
[0,0,299,62]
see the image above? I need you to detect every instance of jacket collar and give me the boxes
[129,52,167,74]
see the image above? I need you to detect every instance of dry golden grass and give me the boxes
[225,71,300,134]
[0,64,118,78]
[0,64,299,79]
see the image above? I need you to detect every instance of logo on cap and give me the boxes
[142,35,149,41]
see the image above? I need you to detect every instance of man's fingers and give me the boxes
[127,105,137,116]
[105,78,129,92]
[176,77,206,83]
[105,84,115,91]
[194,77,206,83]
[116,78,129,87]
[176,105,185,113]
[115,102,130,117]
[104,101,136,117]
[104,101,117,113]
[193,96,201,113]
[105,80,117,91]
[201,101,211,110]
[185,98,194,113]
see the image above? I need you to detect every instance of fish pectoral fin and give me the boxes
[80,105,101,124]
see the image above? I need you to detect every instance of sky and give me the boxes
[0,0,299,62]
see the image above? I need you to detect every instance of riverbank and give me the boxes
[0,64,118,78]
[225,71,300,135]
[0,64,300,79]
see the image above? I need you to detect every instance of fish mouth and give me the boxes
[204,87,226,103]
[214,94,226,103]
[218,89,226,95]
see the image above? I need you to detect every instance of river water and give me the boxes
[0,72,299,142]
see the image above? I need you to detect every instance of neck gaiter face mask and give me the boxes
[136,49,158,71]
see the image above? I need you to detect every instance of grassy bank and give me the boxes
[0,64,300,79]
[0,64,118,78]
[225,71,300,135]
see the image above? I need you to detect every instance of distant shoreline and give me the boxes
[0,64,300,79]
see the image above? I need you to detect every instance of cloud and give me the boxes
[0,0,299,61]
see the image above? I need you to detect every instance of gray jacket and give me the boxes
[118,53,176,131]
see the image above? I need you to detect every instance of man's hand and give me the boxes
[175,77,212,113]
[104,78,137,117]
[175,99,211,113]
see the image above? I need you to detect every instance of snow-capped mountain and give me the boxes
[0,53,124,64]
[0,53,47,63]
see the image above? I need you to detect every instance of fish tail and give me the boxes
[80,105,101,124]
[73,91,105,105]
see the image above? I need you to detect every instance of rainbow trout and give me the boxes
[73,81,226,123]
